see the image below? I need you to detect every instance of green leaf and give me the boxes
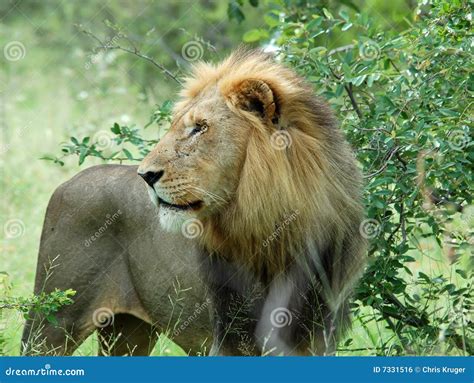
[306,17,323,31]
[122,148,134,160]
[339,9,349,21]
[243,29,268,42]
[455,269,467,279]
[228,1,245,23]
[353,74,366,86]
[111,123,121,134]
[264,12,279,28]
[322,8,333,20]
[418,272,431,282]
[78,147,88,166]
[341,22,353,31]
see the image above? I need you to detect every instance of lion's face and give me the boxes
[138,50,364,284]
[138,84,258,231]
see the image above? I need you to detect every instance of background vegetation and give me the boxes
[1,0,472,356]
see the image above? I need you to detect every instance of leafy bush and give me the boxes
[0,271,75,355]
[46,0,472,355]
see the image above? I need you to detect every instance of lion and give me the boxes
[21,164,212,355]
[137,48,367,355]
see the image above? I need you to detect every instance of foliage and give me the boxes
[255,0,473,355]
[42,101,172,166]
[46,0,472,355]
[0,271,75,355]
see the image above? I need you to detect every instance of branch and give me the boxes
[328,44,355,56]
[344,83,363,119]
[324,54,363,120]
[377,295,473,355]
[386,200,406,245]
[395,151,407,170]
[364,146,399,179]
[79,27,182,85]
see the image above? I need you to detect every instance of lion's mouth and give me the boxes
[158,196,203,212]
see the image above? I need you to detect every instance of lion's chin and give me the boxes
[158,206,196,233]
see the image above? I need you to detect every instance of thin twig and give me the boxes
[364,146,399,179]
[328,44,355,56]
[106,45,182,85]
[79,27,182,85]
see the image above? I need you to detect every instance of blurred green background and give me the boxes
[1,0,470,356]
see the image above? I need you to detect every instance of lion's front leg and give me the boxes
[208,284,265,356]
[200,256,265,356]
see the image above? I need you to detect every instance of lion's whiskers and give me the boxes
[190,186,227,205]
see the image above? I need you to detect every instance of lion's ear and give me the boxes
[228,79,278,123]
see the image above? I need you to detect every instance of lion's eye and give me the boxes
[189,121,208,136]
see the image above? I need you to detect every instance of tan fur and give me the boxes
[139,49,367,352]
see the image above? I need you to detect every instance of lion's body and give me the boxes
[138,49,367,355]
[22,164,212,355]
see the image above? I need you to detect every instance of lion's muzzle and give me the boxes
[138,170,164,187]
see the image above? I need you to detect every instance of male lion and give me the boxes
[138,49,366,355]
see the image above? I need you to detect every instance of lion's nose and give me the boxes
[138,170,164,187]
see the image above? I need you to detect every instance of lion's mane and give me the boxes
[177,49,366,350]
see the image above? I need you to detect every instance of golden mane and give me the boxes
[178,49,365,300]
